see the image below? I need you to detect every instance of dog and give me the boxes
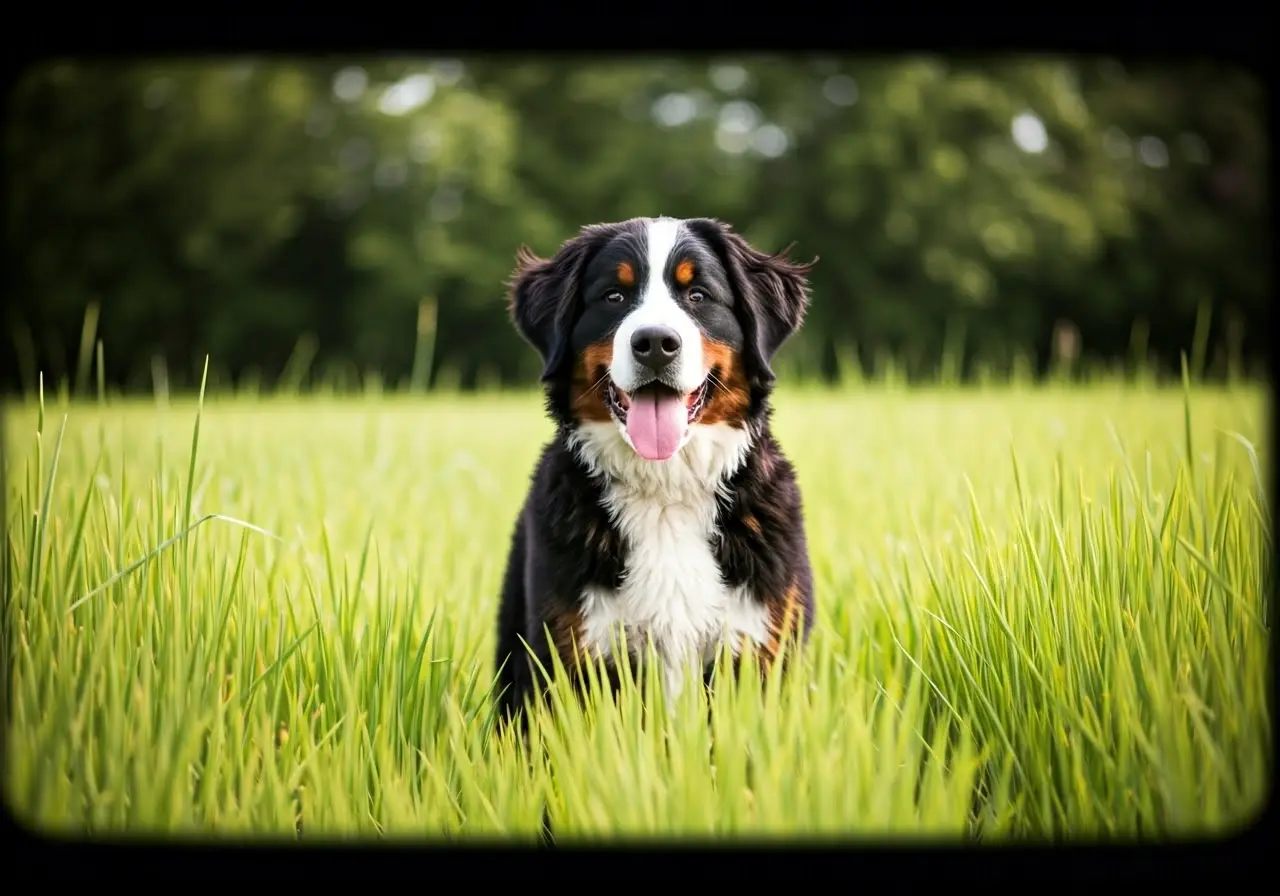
[493,215,818,730]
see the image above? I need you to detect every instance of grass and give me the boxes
[2,367,1271,842]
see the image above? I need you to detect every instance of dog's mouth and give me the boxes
[606,378,709,461]
[606,379,708,425]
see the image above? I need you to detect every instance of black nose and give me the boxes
[630,325,682,371]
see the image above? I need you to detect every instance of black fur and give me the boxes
[494,217,818,729]
[712,424,817,636]
[493,441,629,727]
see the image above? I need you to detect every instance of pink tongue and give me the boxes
[626,389,688,460]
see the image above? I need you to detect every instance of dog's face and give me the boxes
[509,217,814,462]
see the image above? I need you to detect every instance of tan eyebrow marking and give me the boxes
[674,259,695,286]
[617,261,635,287]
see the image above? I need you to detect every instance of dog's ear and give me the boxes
[507,233,598,383]
[687,218,817,393]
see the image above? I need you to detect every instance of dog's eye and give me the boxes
[688,289,706,304]
[604,290,625,304]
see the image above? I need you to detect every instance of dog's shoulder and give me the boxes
[711,424,815,628]
[524,429,605,522]
[719,425,805,519]
[520,429,627,594]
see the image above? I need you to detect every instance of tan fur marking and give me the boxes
[617,261,635,287]
[759,582,803,673]
[743,513,762,536]
[548,604,587,672]
[699,339,751,426]
[674,258,695,287]
[571,341,615,422]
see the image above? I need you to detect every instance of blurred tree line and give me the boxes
[4,56,1267,395]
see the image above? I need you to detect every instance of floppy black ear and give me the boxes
[687,218,817,393]
[507,235,596,383]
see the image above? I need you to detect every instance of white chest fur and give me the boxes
[568,420,773,698]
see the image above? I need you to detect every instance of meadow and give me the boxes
[2,369,1271,842]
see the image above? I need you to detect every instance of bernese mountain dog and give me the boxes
[494,215,818,728]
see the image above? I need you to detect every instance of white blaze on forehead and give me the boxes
[609,217,705,394]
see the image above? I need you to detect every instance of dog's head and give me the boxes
[508,216,815,462]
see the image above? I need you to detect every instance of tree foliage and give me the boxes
[4,56,1266,393]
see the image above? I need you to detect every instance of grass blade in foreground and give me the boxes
[2,378,1270,839]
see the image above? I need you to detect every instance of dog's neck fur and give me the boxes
[566,420,754,505]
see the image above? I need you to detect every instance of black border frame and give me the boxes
[2,7,1273,880]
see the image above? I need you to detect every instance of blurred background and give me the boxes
[4,56,1268,397]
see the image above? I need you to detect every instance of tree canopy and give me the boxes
[5,56,1267,394]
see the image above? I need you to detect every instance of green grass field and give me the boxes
[2,375,1271,841]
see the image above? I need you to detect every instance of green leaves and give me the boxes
[7,58,1265,392]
